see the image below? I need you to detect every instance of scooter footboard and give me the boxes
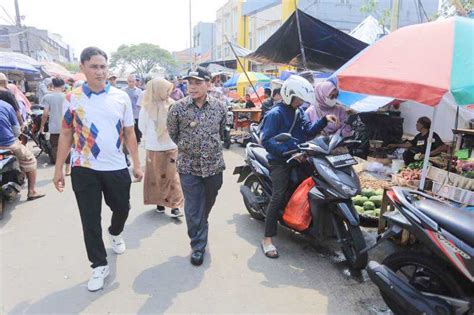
[335,202,359,226]
[367,261,452,315]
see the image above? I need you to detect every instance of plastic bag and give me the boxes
[283,177,314,231]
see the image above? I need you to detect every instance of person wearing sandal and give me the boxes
[260,76,337,259]
[139,78,184,218]
[0,99,45,201]
[167,67,226,266]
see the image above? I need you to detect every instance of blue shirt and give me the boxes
[0,100,19,147]
[261,103,327,162]
[122,87,142,119]
[177,82,187,96]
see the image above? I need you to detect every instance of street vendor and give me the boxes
[305,81,352,137]
[387,116,448,165]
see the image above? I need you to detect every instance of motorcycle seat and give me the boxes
[250,146,270,170]
[414,199,474,247]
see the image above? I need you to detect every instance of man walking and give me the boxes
[39,78,71,174]
[167,67,226,266]
[53,47,143,292]
[123,74,143,143]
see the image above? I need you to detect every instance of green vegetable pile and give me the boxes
[352,188,384,218]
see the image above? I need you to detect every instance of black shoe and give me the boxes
[170,208,184,218]
[190,251,204,266]
[156,205,165,214]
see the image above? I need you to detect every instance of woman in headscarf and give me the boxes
[138,78,184,217]
[305,81,352,137]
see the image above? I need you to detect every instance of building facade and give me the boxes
[214,0,245,62]
[193,22,215,62]
[298,0,439,32]
[0,25,74,63]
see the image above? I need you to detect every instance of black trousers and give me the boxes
[71,167,132,268]
[265,160,292,237]
[179,173,223,252]
[134,119,142,143]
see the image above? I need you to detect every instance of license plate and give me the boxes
[326,154,358,168]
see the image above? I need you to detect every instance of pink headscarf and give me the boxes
[314,81,336,111]
[305,81,351,137]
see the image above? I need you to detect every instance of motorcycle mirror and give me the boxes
[273,133,292,143]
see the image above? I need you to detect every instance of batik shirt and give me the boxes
[167,95,226,178]
[62,83,134,171]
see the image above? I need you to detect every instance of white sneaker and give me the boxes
[109,232,126,254]
[87,266,109,292]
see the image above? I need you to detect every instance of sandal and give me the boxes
[27,193,46,201]
[261,241,279,259]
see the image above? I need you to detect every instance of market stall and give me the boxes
[336,16,474,206]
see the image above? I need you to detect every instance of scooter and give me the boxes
[249,122,261,144]
[0,150,25,219]
[233,128,368,269]
[21,105,53,163]
[365,187,473,314]
[223,105,234,149]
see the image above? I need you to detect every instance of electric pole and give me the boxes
[189,0,194,70]
[390,0,400,32]
[14,0,25,54]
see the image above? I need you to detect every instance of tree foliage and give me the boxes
[110,43,178,78]
[61,62,80,73]
[360,0,391,29]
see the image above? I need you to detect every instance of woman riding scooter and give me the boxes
[260,75,337,258]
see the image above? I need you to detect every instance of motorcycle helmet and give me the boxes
[281,75,316,105]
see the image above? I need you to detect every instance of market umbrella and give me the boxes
[0,51,41,74]
[337,16,473,107]
[41,62,73,80]
[336,16,474,190]
[72,72,86,81]
[223,72,271,96]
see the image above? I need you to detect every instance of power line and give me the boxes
[0,4,16,25]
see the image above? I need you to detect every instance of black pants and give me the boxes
[134,119,142,143]
[179,172,223,252]
[265,160,292,237]
[71,167,132,268]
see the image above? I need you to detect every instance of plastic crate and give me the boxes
[427,166,474,190]
[432,181,474,206]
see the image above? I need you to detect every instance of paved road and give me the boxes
[1,145,392,314]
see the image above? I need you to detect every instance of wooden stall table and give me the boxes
[231,108,262,129]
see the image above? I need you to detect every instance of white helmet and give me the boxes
[281,75,315,105]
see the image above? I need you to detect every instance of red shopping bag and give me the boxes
[283,177,314,231]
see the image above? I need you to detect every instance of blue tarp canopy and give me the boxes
[0,52,41,73]
[246,10,368,71]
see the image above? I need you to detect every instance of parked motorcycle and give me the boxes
[0,149,25,219]
[249,122,261,145]
[365,187,473,314]
[233,128,368,269]
[21,105,54,163]
[223,105,234,149]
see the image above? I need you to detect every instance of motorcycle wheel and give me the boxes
[382,251,468,303]
[337,220,368,269]
[243,175,265,221]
